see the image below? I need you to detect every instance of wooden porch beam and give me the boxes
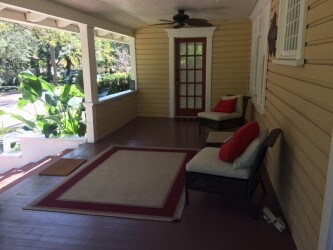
[25,12,48,22]
[0,0,134,37]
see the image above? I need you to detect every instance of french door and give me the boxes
[175,38,206,117]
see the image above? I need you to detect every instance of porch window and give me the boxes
[273,0,308,66]
[94,37,132,100]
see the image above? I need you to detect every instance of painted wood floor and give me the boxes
[0,117,296,250]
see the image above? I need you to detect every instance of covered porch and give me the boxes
[0,0,332,249]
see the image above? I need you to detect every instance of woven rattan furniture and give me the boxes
[185,128,281,217]
[198,96,250,133]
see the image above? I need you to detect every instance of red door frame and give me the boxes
[175,38,206,117]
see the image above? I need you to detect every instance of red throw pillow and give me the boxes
[219,121,260,162]
[212,98,237,113]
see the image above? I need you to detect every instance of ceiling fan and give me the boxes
[150,9,212,29]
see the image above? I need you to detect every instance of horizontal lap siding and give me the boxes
[255,0,333,249]
[211,20,251,107]
[94,93,137,141]
[135,27,169,117]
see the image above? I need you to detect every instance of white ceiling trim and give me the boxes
[25,12,48,22]
[0,5,132,43]
[0,0,134,36]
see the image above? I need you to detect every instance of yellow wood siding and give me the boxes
[253,0,333,249]
[134,21,251,117]
[211,20,251,106]
[94,93,137,141]
[135,26,169,117]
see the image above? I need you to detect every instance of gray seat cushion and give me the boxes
[186,147,251,180]
[197,111,242,121]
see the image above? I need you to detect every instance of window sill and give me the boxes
[272,58,304,66]
[98,90,137,103]
[251,96,265,115]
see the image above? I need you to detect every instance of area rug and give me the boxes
[39,158,87,176]
[26,146,197,221]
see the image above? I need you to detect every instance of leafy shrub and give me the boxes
[8,71,86,138]
[98,72,131,95]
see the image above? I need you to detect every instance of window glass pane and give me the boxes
[180,97,186,108]
[95,35,131,100]
[180,57,186,69]
[187,57,194,69]
[187,97,194,108]
[188,70,194,82]
[196,56,202,69]
[195,84,202,96]
[180,70,186,82]
[196,42,203,55]
[187,84,194,96]
[195,70,202,82]
[180,43,186,55]
[195,97,202,109]
[180,84,186,95]
[187,42,194,55]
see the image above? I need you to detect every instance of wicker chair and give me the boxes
[185,128,281,217]
[198,96,250,133]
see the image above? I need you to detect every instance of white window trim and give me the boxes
[273,0,308,66]
[319,129,333,250]
[249,0,270,114]
[165,27,216,118]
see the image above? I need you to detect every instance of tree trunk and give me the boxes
[66,57,72,76]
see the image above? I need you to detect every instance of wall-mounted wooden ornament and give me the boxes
[268,12,277,57]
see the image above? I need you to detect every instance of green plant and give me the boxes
[0,111,18,153]
[9,70,86,138]
[0,110,17,137]
[98,72,131,95]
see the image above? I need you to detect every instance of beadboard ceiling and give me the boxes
[48,0,258,29]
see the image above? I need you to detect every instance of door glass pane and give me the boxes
[196,70,202,82]
[188,84,194,96]
[180,57,186,69]
[196,56,202,69]
[180,70,186,82]
[195,97,202,109]
[180,97,186,108]
[188,70,194,82]
[187,42,195,55]
[196,42,203,55]
[187,57,194,69]
[180,84,186,95]
[195,84,202,96]
[180,43,186,55]
[187,97,194,108]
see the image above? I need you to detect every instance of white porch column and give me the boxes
[79,24,98,143]
[128,37,137,89]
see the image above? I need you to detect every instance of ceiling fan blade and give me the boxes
[149,22,175,26]
[173,23,185,29]
[187,18,212,27]
[159,19,175,23]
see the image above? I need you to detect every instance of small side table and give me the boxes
[206,131,234,147]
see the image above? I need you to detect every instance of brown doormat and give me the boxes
[39,158,87,176]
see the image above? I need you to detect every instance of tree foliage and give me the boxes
[0,21,39,74]
[0,20,131,86]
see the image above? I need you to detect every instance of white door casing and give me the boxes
[165,27,216,118]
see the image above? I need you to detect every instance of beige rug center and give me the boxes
[59,150,186,207]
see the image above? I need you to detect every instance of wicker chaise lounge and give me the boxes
[185,128,282,217]
[197,95,250,133]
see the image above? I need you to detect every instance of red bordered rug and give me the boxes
[26,146,197,221]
